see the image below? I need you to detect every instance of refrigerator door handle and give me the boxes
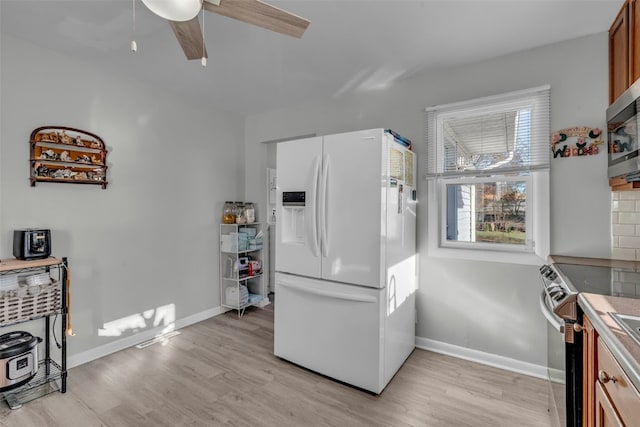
[278,279,377,303]
[320,154,330,257]
[310,156,321,257]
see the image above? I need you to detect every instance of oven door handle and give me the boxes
[539,290,564,333]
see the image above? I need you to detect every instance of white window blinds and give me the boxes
[425,85,551,179]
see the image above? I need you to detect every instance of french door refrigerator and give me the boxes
[274,128,417,394]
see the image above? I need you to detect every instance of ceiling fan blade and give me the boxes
[203,0,310,38]
[169,18,208,60]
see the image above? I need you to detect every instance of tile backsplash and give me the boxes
[612,191,640,260]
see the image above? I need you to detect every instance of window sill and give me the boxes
[426,246,546,266]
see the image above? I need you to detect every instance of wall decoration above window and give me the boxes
[550,126,603,159]
[29,126,108,189]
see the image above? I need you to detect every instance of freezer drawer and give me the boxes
[274,273,385,393]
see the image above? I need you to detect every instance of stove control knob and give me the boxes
[550,288,565,301]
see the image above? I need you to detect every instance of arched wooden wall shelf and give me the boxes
[29,126,108,189]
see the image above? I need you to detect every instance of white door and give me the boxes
[274,272,385,393]
[276,137,322,278]
[321,129,384,288]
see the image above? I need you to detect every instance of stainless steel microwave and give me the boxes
[607,78,640,178]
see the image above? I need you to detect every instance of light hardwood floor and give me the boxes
[0,305,552,426]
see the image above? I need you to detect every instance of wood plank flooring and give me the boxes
[0,305,552,426]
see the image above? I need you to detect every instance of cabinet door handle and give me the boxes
[598,370,617,384]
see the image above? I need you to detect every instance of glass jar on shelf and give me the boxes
[235,202,246,224]
[245,202,255,224]
[222,201,235,224]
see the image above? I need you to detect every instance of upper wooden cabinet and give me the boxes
[632,0,640,84]
[610,2,630,104]
[609,0,640,104]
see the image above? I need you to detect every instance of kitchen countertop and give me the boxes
[548,255,640,270]
[578,293,640,393]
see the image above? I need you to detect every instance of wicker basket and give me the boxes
[0,280,62,326]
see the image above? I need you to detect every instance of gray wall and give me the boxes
[0,35,245,357]
[244,33,612,368]
[0,30,613,371]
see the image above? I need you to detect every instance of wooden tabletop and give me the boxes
[0,257,63,272]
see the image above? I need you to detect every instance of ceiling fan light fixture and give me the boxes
[141,0,202,22]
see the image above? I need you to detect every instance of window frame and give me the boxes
[425,86,550,265]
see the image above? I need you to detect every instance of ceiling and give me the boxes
[0,0,623,116]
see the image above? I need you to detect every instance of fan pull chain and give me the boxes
[131,0,137,52]
[201,6,207,67]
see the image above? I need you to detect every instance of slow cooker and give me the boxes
[0,331,41,391]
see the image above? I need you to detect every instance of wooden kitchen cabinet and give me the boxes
[583,314,640,427]
[631,0,640,85]
[595,381,624,427]
[609,0,640,104]
[594,337,640,426]
[583,315,598,427]
[610,2,630,104]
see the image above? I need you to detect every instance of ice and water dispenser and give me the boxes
[281,191,306,244]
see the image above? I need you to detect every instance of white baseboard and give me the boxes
[67,306,226,368]
[415,336,549,380]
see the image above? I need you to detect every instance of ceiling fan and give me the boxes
[141,0,310,60]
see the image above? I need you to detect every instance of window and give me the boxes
[425,86,550,264]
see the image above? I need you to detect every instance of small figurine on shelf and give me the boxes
[91,168,105,180]
[60,151,71,162]
[40,149,57,160]
[59,131,73,145]
[35,163,50,177]
[52,169,76,179]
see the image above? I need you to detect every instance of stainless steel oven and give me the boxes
[539,264,582,427]
[538,259,640,427]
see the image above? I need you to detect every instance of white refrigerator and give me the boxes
[274,128,417,394]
